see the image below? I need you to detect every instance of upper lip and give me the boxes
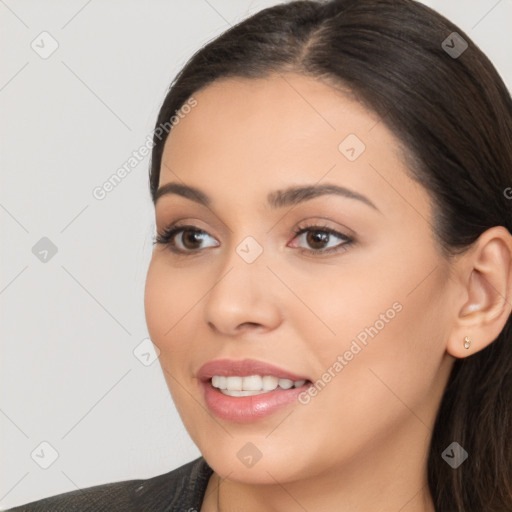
[197,359,310,382]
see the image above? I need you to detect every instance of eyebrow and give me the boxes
[154,182,380,212]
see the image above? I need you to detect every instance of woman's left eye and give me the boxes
[289,225,354,255]
[153,224,354,256]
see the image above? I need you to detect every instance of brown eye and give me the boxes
[154,225,219,253]
[290,224,354,255]
[180,229,207,250]
[305,230,330,250]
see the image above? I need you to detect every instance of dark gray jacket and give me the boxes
[4,457,212,512]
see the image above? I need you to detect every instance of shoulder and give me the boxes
[4,457,213,512]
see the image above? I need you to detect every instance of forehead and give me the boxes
[159,73,431,221]
[165,73,384,153]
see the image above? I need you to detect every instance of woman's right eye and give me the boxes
[153,225,219,254]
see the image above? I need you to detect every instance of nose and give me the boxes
[203,241,282,337]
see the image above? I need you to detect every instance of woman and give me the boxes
[7,0,512,510]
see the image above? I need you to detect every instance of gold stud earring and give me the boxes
[464,336,471,349]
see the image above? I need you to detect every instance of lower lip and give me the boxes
[201,380,310,423]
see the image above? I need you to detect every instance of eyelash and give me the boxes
[153,221,354,256]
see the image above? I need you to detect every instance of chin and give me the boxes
[196,436,317,485]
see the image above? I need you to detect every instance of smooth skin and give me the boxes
[144,73,512,512]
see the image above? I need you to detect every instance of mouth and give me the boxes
[197,358,313,422]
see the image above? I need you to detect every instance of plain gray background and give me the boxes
[1,0,511,508]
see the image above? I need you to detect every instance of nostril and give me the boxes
[238,322,262,331]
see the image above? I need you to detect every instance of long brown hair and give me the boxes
[148,1,512,509]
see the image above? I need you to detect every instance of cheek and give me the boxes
[144,258,201,343]
[144,259,204,416]
[302,261,450,433]
[144,261,195,393]
[291,241,449,395]
[272,252,406,367]
[144,261,169,344]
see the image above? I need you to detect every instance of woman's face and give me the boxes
[144,73,457,485]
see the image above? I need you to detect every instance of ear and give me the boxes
[447,226,512,358]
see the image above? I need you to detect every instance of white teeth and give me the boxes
[226,376,242,391]
[211,376,226,389]
[243,375,263,390]
[262,375,279,391]
[221,389,268,397]
[279,378,294,390]
[211,374,307,395]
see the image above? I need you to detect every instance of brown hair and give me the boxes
[148,1,512,509]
